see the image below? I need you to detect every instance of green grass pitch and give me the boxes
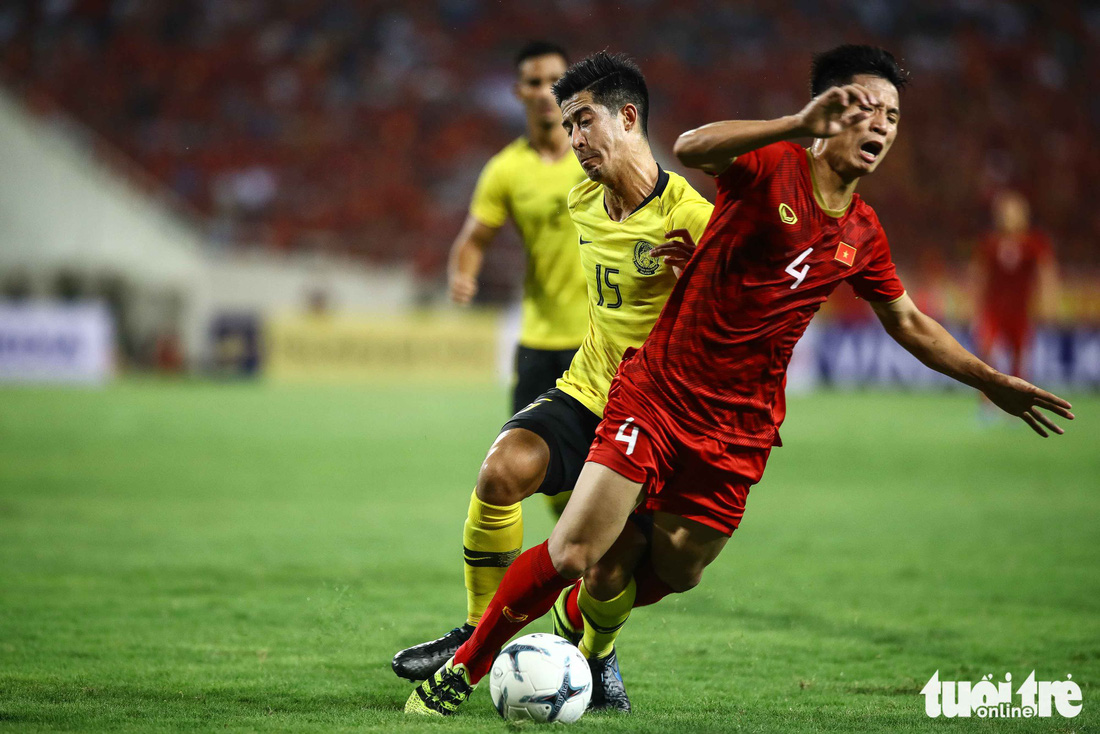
[0,381,1097,732]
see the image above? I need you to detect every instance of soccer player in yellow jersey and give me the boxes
[394,42,587,683]
[450,41,589,429]
[450,43,584,525]
[398,52,713,715]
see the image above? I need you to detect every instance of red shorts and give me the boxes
[587,375,770,536]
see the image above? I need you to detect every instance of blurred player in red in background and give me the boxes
[972,190,1058,378]
[405,45,1076,716]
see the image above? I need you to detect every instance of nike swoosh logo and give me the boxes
[579,237,592,245]
[463,547,520,567]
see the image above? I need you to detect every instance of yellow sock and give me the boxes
[463,489,523,626]
[544,490,572,519]
[577,577,636,659]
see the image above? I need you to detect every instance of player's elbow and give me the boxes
[873,298,923,343]
[673,131,709,170]
[894,309,929,340]
[882,311,934,357]
[672,133,692,164]
[881,317,917,349]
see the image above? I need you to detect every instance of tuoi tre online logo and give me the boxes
[921,670,1082,718]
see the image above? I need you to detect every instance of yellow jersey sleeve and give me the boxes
[469,154,509,229]
[665,188,714,245]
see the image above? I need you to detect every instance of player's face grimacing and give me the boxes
[823,74,900,178]
[516,54,569,128]
[560,91,632,183]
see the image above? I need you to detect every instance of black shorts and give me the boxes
[512,345,579,416]
[501,387,602,496]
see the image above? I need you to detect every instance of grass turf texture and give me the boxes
[0,381,1097,733]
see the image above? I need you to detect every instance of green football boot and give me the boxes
[404,657,476,717]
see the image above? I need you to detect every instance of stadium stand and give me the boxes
[0,0,1095,294]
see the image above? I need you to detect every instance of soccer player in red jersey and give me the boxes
[973,189,1058,379]
[405,45,1075,716]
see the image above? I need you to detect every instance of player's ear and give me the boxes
[620,103,638,134]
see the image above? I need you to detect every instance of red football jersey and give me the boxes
[620,141,906,447]
[976,230,1051,325]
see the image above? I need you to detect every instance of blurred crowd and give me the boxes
[1,0,1097,290]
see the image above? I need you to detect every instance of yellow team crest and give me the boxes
[632,241,660,275]
[778,203,798,225]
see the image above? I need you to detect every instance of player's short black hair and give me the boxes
[552,51,649,138]
[515,41,569,69]
[810,44,909,98]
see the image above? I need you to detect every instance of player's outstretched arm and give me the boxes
[673,84,881,174]
[871,294,1075,437]
[447,215,499,305]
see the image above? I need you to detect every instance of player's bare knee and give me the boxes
[676,567,705,592]
[550,546,587,579]
[548,539,597,580]
[476,430,549,505]
[665,568,703,593]
[475,465,527,506]
[653,556,705,593]
[582,560,631,600]
[582,527,645,598]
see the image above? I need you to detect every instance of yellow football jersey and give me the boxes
[557,168,714,417]
[469,138,589,351]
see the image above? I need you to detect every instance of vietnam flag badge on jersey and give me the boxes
[834,242,857,267]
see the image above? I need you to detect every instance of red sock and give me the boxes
[453,540,571,683]
[632,556,677,608]
[564,580,583,629]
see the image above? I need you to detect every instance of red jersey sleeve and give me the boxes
[714,141,791,197]
[847,228,906,302]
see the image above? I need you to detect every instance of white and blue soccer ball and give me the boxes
[489,633,592,723]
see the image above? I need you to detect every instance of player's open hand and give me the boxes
[982,373,1075,437]
[651,229,698,279]
[796,83,879,138]
[449,272,478,305]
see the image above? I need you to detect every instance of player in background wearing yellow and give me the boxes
[398,52,713,713]
[448,41,588,520]
[426,41,583,656]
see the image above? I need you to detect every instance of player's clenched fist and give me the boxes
[449,272,478,305]
[795,83,880,138]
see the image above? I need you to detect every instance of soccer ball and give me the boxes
[489,633,592,723]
